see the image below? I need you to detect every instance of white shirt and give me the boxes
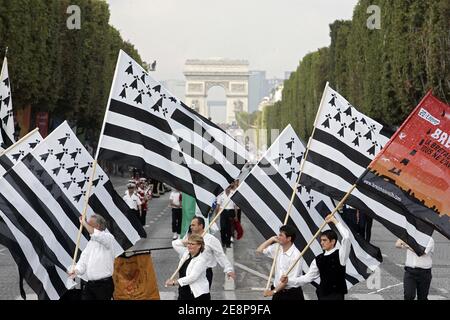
[169,191,182,208]
[217,192,235,210]
[74,229,115,281]
[289,222,351,287]
[263,243,303,289]
[405,238,434,269]
[203,233,234,273]
[123,192,141,210]
[172,240,209,298]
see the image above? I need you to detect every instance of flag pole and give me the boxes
[283,184,356,277]
[71,51,123,270]
[71,159,98,268]
[0,127,39,157]
[263,82,330,293]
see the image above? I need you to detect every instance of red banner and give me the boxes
[358,92,450,238]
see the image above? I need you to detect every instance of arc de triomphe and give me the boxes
[183,59,249,124]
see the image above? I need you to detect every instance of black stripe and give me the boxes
[4,166,84,260]
[0,194,68,297]
[103,123,178,165]
[238,173,316,264]
[98,149,197,204]
[0,154,14,172]
[0,218,50,300]
[173,131,235,184]
[103,122,227,197]
[312,129,371,169]
[179,100,226,134]
[306,150,360,185]
[232,191,278,241]
[257,158,321,241]
[97,181,147,239]
[109,99,172,135]
[22,154,91,240]
[171,109,247,168]
[88,193,133,250]
[0,126,14,149]
[301,173,433,255]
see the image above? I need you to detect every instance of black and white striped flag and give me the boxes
[0,121,145,299]
[0,56,16,149]
[0,128,43,176]
[97,50,248,215]
[231,125,382,288]
[299,84,434,255]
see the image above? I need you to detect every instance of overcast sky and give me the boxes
[106,0,358,81]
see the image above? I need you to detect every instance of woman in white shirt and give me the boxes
[166,234,210,300]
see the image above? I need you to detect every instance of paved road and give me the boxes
[1,175,449,300]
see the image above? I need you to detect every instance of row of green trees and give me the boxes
[262,0,449,142]
[0,0,145,138]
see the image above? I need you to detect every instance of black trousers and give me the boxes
[317,293,345,300]
[206,268,213,289]
[139,209,147,226]
[172,208,182,234]
[82,277,114,300]
[272,286,305,300]
[220,209,235,247]
[404,267,432,300]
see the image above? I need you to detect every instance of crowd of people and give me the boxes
[65,168,434,301]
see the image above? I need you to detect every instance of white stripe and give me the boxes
[101,135,193,184]
[106,111,179,150]
[0,210,61,300]
[304,161,432,247]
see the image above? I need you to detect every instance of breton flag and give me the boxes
[231,125,382,288]
[97,50,248,216]
[0,121,145,299]
[0,128,43,176]
[0,56,16,149]
[356,92,450,238]
[299,84,434,255]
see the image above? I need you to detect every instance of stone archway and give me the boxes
[183,59,249,124]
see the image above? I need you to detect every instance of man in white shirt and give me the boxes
[396,237,434,300]
[169,189,182,240]
[279,214,351,300]
[256,225,304,300]
[68,214,115,300]
[174,216,236,288]
[123,183,142,219]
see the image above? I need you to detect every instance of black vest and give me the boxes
[316,250,347,296]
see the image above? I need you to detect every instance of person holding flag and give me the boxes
[278,214,351,300]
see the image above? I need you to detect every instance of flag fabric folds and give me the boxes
[356,92,450,238]
[0,121,145,299]
[0,56,16,149]
[97,50,248,216]
[231,125,382,288]
[0,128,43,176]
[299,84,434,255]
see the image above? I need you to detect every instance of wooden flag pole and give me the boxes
[70,160,98,269]
[263,82,330,293]
[0,127,39,157]
[283,184,356,277]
